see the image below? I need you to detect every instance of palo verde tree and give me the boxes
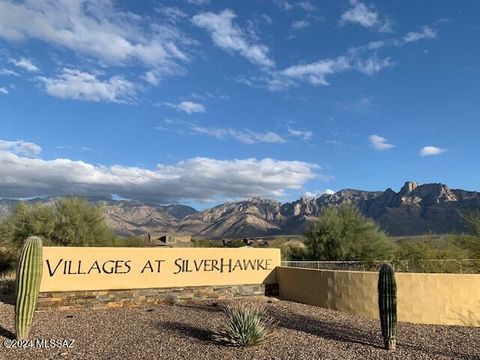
[303,203,394,262]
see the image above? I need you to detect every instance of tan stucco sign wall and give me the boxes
[40,247,280,292]
[277,267,480,327]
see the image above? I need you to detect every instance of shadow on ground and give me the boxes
[270,306,477,359]
[270,307,383,349]
[0,290,15,305]
[173,302,223,314]
[0,324,15,340]
[160,321,213,343]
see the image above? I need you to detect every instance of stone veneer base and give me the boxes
[37,284,279,311]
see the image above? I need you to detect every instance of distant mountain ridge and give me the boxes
[0,182,479,238]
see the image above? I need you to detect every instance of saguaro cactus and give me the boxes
[15,236,43,339]
[378,262,397,351]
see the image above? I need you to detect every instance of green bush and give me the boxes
[213,303,274,347]
[191,239,220,247]
[225,239,246,248]
[461,209,480,237]
[0,246,18,273]
[108,236,146,247]
[0,197,114,248]
[50,197,114,246]
[393,235,475,273]
[304,203,395,261]
[0,202,54,248]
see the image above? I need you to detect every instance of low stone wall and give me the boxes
[276,266,480,327]
[37,284,279,310]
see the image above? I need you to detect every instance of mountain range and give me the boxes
[0,182,479,238]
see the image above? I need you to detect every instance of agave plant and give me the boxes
[213,302,274,347]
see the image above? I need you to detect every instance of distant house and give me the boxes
[146,233,192,247]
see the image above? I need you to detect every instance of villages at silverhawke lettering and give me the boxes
[45,258,274,277]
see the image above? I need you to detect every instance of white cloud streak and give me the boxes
[340,0,391,32]
[0,68,19,76]
[0,87,8,94]
[0,0,190,77]
[0,140,42,157]
[9,57,39,72]
[0,145,318,203]
[38,68,136,103]
[403,26,437,43]
[188,125,286,144]
[292,20,310,30]
[166,101,206,114]
[192,9,274,67]
[303,188,335,198]
[286,126,313,140]
[369,134,395,151]
[419,146,446,156]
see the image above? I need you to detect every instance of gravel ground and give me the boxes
[0,297,479,360]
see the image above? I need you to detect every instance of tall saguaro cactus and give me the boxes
[15,236,43,339]
[378,262,397,351]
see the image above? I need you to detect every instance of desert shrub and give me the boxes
[224,239,245,248]
[213,303,274,347]
[286,244,309,260]
[108,236,146,247]
[268,238,290,260]
[50,197,114,246]
[0,202,55,248]
[0,246,18,273]
[461,209,480,236]
[393,235,475,272]
[192,239,220,247]
[304,203,395,261]
[0,197,114,248]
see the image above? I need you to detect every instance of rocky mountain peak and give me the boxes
[0,182,478,237]
[400,181,419,194]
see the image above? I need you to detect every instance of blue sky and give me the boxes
[1,0,479,208]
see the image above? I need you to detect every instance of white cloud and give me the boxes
[187,0,210,5]
[0,140,42,157]
[38,69,136,103]
[242,43,392,90]
[0,145,319,203]
[0,68,19,76]
[298,1,315,12]
[369,134,395,151]
[0,87,8,94]
[192,9,274,67]
[340,0,391,32]
[353,56,392,75]
[292,20,310,30]
[273,1,293,11]
[165,101,206,114]
[177,101,206,114]
[282,56,351,86]
[303,188,335,198]
[9,57,39,72]
[287,126,313,140]
[156,6,188,23]
[0,0,190,77]
[419,146,446,156]
[403,26,437,43]
[188,125,286,144]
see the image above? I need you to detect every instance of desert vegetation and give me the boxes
[0,197,145,273]
[213,302,274,347]
[2,196,479,274]
[268,203,480,273]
